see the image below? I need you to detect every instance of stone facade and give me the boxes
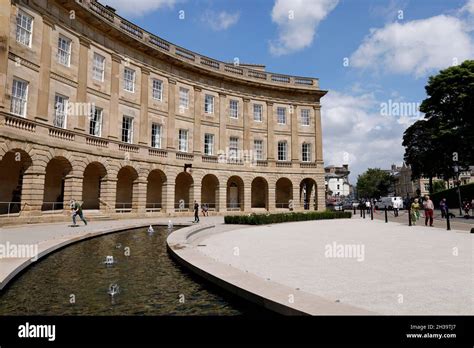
[0,0,327,224]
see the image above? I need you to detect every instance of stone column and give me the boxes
[243,98,251,159]
[314,105,323,165]
[132,179,147,214]
[266,102,274,164]
[35,16,54,122]
[21,167,46,216]
[243,179,251,212]
[166,79,176,150]
[193,86,202,155]
[218,181,227,212]
[192,183,201,208]
[0,0,11,111]
[267,181,276,212]
[162,182,175,213]
[75,36,90,132]
[63,174,83,207]
[219,93,227,153]
[292,183,302,211]
[100,178,117,214]
[138,68,150,145]
[291,104,299,163]
[108,54,121,140]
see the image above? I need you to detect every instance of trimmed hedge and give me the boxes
[431,183,474,209]
[224,211,352,225]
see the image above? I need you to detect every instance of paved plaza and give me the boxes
[194,217,473,315]
[1,215,473,315]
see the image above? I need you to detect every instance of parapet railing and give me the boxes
[1,112,320,171]
[77,0,319,89]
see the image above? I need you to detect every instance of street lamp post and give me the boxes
[453,164,463,216]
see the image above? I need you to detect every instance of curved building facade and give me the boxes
[0,0,327,224]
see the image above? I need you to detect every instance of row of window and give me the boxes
[15,10,313,127]
[11,78,313,161]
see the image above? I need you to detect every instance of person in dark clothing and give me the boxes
[70,199,87,226]
[193,201,200,223]
[439,198,447,218]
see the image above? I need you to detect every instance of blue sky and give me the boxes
[103,0,474,181]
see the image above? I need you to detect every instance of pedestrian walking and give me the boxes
[201,203,209,217]
[423,195,434,227]
[193,200,200,223]
[365,200,371,214]
[439,198,447,218]
[463,200,471,219]
[411,198,420,226]
[70,199,87,226]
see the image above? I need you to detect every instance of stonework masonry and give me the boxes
[0,0,327,225]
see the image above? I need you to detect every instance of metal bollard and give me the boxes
[384,207,388,223]
[353,206,356,214]
[370,206,373,220]
[446,207,451,231]
[363,207,366,219]
[408,206,412,226]
[360,207,362,217]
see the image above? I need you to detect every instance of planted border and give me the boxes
[224,211,352,225]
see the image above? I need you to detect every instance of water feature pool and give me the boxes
[0,225,269,315]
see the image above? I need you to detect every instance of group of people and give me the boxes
[409,195,434,226]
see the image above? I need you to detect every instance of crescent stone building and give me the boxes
[0,0,327,224]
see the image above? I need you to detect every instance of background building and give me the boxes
[325,164,351,198]
[0,0,327,224]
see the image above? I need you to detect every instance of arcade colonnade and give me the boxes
[0,143,323,219]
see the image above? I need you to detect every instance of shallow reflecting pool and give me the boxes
[0,226,269,316]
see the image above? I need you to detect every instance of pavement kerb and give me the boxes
[167,223,376,316]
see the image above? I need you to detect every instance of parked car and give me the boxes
[375,197,404,210]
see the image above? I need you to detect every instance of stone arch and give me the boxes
[276,177,293,209]
[251,176,269,210]
[300,177,318,210]
[201,174,219,210]
[227,175,244,211]
[116,165,139,210]
[82,161,107,210]
[42,156,73,211]
[0,149,33,214]
[175,171,194,210]
[146,169,167,211]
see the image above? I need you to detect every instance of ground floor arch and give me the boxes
[201,174,219,210]
[116,166,138,211]
[82,162,107,210]
[251,177,269,210]
[227,176,244,211]
[147,169,166,211]
[276,177,293,209]
[175,172,194,210]
[0,149,32,214]
[300,178,317,210]
[42,157,72,211]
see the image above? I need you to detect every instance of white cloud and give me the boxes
[269,0,339,56]
[321,90,421,181]
[102,0,179,17]
[461,0,474,15]
[350,14,474,77]
[201,10,240,31]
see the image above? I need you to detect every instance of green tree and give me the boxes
[356,168,394,199]
[402,60,474,191]
[432,180,446,194]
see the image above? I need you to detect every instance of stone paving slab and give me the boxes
[195,218,474,315]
